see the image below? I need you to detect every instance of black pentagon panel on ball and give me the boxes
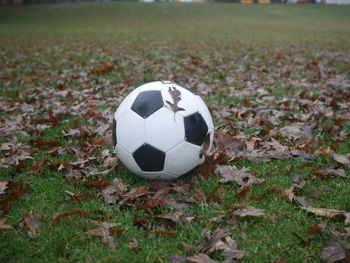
[133,144,165,172]
[184,112,208,146]
[112,118,117,147]
[131,90,164,119]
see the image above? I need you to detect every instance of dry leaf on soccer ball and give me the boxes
[166,87,185,113]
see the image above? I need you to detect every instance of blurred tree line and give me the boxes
[1,0,138,5]
[1,0,291,5]
[1,0,287,4]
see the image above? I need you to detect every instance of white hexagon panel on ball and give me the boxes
[113,81,214,180]
[114,88,140,120]
[137,81,163,92]
[115,145,142,176]
[164,141,202,177]
[144,107,185,152]
[116,109,145,154]
[141,171,176,181]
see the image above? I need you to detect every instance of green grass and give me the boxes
[0,2,350,44]
[0,2,350,263]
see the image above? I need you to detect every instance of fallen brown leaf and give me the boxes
[307,222,327,237]
[163,194,190,211]
[0,181,31,215]
[31,159,50,174]
[206,186,224,206]
[86,219,118,250]
[19,214,40,237]
[332,227,350,237]
[232,206,265,217]
[155,211,183,223]
[215,129,245,160]
[235,185,251,200]
[166,86,185,114]
[320,240,349,263]
[332,153,350,168]
[0,181,8,195]
[292,232,310,247]
[315,147,334,156]
[203,228,249,259]
[279,122,312,141]
[193,187,206,204]
[214,236,248,260]
[102,178,129,204]
[50,209,89,226]
[202,227,231,253]
[187,253,219,263]
[282,185,295,202]
[322,168,347,178]
[101,155,119,169]
[35,137,62,149]
[82,179,110,188]
[302,206,350,224]
[169,255,186,263]
[129,237,140,253]
[215,165,264,186]
[0,143,33,166]
[63,191,93,203]
[272,256,287,263]
[294,196,310,207]
[152,231,177,237]
[132,215,151,230]
[292,174,306,189]
[208,215,225,223]
[0,218,14,230]
[119,186,150,205]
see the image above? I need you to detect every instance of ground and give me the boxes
[0,3,349,263]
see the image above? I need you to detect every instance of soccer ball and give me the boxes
[112,81,214,180]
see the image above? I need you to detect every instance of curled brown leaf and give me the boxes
[19,214,40,237]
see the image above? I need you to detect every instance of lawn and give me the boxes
[0,2,350,43]
[0,2,349,263]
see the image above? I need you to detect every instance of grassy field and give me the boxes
[0,2,350,44]
[0,2,350,263]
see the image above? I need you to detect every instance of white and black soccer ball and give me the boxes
[112,81,214,180]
